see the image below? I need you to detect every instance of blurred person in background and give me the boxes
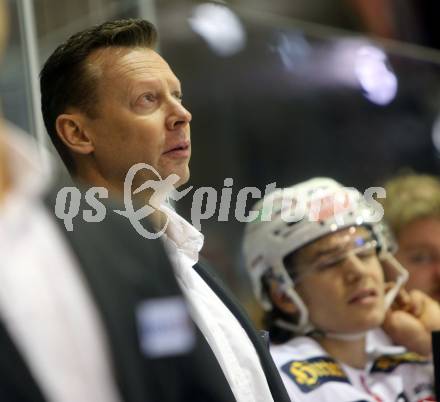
[39,18,290,402]
[243,177,440,401]
[381,173,440,302]
[0,2,241,400]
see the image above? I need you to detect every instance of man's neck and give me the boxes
[318,336,367,369]
[74,167,123,199]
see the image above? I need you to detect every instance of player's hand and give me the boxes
[382,286,440,357]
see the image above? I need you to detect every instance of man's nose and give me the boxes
[166,101,192,131]
[344,254,368,283]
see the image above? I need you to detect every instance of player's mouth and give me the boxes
[163,141,191,158]
[348,288,378,305]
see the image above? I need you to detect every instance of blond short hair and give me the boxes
[381,173,440,236]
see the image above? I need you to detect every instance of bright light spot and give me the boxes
[355,216,364,225]
[354,46,398,106]
[188,3,246,57]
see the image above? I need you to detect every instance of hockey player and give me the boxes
[243,178,439,401]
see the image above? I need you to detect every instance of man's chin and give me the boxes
[174,168,190,188]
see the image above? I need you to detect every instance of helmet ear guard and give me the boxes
[372,221,409,310]
[269,262,315,335]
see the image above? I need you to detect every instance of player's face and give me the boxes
[80,47,192,190]
[294,227,386,334]
[396,218,440,302]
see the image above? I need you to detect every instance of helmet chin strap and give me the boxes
[381,254,409,310]
[274,252,408,341]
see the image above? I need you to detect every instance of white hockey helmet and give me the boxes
[243,178,407,335]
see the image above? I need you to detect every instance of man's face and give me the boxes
[294,227,386,334]
[396,218,440,301]
[81,47,192,190]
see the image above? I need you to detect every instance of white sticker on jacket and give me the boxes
[136,296,195,358]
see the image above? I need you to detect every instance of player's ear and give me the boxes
[268,280,298,314]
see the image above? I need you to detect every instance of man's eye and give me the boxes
[357,248,376,259]
[409,252,435,265]
[174,92,183,102]
[142,93,156,102]
[316,258,342,271]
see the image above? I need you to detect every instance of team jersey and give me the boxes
[270,329,435,402]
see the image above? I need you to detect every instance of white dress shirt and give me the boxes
[161,204,274,402]
[0,127,122,402]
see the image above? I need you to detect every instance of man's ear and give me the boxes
[55,113,94,155]
[268,280,298,315]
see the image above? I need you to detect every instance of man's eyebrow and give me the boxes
[405,244,435,251]
[168,77,182,90]
[309,237,372,260]
[310,246,344,260]
[128,77,182,94]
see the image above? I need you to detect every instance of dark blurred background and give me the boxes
[2,0,440,319]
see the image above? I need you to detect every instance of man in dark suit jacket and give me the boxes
[0,124,239,402]
[0,3,257,400]
[39,18,290,402]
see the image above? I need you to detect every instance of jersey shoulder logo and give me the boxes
[281,356,350,393]
[370,352,429,373]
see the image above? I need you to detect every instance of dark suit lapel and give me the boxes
[193,260,291,402]
[0,320,46,402]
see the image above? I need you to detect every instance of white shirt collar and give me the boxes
[161,203,204,267]
[282,329,406,362]
[365,328,406,358]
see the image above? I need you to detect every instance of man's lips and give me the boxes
[163,141,191,157]
[348,288,378,304]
